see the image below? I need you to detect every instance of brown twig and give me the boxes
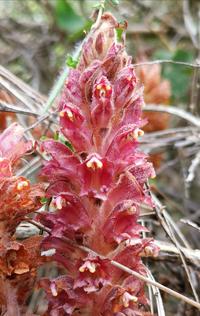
[0,100,38,116]
[162,209,199,302]
[144,104,200,127]
[133,59,200,68]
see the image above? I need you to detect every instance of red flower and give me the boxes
[39,192,90,240]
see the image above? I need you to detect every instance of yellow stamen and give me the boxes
[17,180,29,191]
[96,84,102,90]
[59,111,65,117]
[88,262,96,273]
[138,129,144,137]
[127,128,144,141]
[86,157,103,170]
[66,109,74,121]
[79,262,96,273]
[127,206,136,214]
[122,292,138,307]
[79,266,85,273]
[106,85,111,91]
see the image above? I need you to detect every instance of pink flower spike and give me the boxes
[39,12,158,316]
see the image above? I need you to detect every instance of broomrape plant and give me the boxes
[0,123,44,315]
[38,13,159,316]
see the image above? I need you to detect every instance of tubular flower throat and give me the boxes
[39,13,159,316]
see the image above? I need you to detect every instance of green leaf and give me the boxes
[149,178,157,186]
[66,54,78,68]
[58,134,74,151]
[116,27,123,42]
[64,140,74,151]
[40,135,49,141]
[55,0,84,33]
[54,131,59,141]
[40,197,48,204]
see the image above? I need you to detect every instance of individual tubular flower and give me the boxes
[40,275,90,316]
[91,76,113,129]
[101,277,151,316]
[79,153,114,199]
[39,12,159,316]
[0,124,44,315]
[74,255,111,293]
